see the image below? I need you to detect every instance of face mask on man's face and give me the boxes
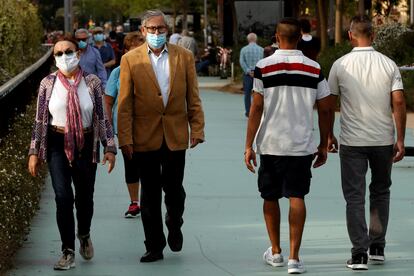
[146,33,167,49]
[78,40,88,49]
[94,33,105,42]
[55,52,79,73]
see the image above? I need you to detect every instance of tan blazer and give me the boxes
[117,42,205,152]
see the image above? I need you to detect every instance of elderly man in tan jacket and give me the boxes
[117,9,205,263]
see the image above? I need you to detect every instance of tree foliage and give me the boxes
[37,0,62,30]
[373,0,401,16]
[0,0,43,78]
[66,0,205,27]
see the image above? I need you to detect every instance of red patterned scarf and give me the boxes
[57,69,84,162]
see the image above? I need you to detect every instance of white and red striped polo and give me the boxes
[253,49,330,156]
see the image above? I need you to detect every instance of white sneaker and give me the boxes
[54,248,75,270]
[77,233,94,260]
[263,247,284,267]
[288,259,305,274]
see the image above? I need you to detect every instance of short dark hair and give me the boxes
[350,15,372,38]
[276,17,301,44]
[54,35,79,51]
[299,18,311,33]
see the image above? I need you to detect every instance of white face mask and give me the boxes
[55,53,79,73]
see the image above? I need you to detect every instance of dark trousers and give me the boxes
[47,130,97,251]
[339,145,393,255]
[243,73,253,117]
[196,60,210,74]
[136,143,186,252]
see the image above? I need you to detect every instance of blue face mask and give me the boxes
[78,40,87,49]
[94,34,104,42]
[146,33,167,49]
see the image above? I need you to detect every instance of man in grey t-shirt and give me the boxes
[177,29,198,57]
[328,15,406,270]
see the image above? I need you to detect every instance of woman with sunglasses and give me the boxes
[28,36,116,271]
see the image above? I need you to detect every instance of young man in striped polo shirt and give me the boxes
[244,18,333,274]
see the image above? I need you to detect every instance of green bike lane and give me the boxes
[9,86,414,275]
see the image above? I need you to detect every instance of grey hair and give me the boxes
[247,33,257,42]
[75,28,89,36]
[141,9,168,27]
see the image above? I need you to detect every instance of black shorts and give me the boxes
[258,154,313,200]
[122,152,140,184]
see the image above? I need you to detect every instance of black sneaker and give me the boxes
[346,253,368,270]
[369,246,385,265]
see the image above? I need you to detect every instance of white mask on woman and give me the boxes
[55,53,79,73]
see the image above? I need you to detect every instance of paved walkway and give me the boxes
[198,76,233,88]
[9,80,414,275]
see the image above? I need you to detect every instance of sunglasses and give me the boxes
[76,37,88,42]
[54,49,76,57]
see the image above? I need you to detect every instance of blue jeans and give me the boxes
[47,130,97,250]
[339,145,393,255]
[196,60,210,74]
[243,73,253,117]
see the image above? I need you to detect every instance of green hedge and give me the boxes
[0,99,47,273]
[0,0,43,84]
[317,22,414,111]
[318,42,353,80]
[0,0,46,272]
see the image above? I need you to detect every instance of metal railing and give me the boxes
[0,47,52,134]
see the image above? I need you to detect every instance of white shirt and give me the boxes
[328,46,404,146]
[302,34,313,41]
[148,46,170,107]
[49,77,93,127]
[253,49,330,156]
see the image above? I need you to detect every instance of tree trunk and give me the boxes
[335,0,343,44]
[317,0,328,51]
[328,0,335,41]
[284,0,301,17]
[172,2,177,33]
[230,0,238,47]
[359,0,365,15]
[182,0,188,30]
[217,0,224,44]
[292,0,301,17]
